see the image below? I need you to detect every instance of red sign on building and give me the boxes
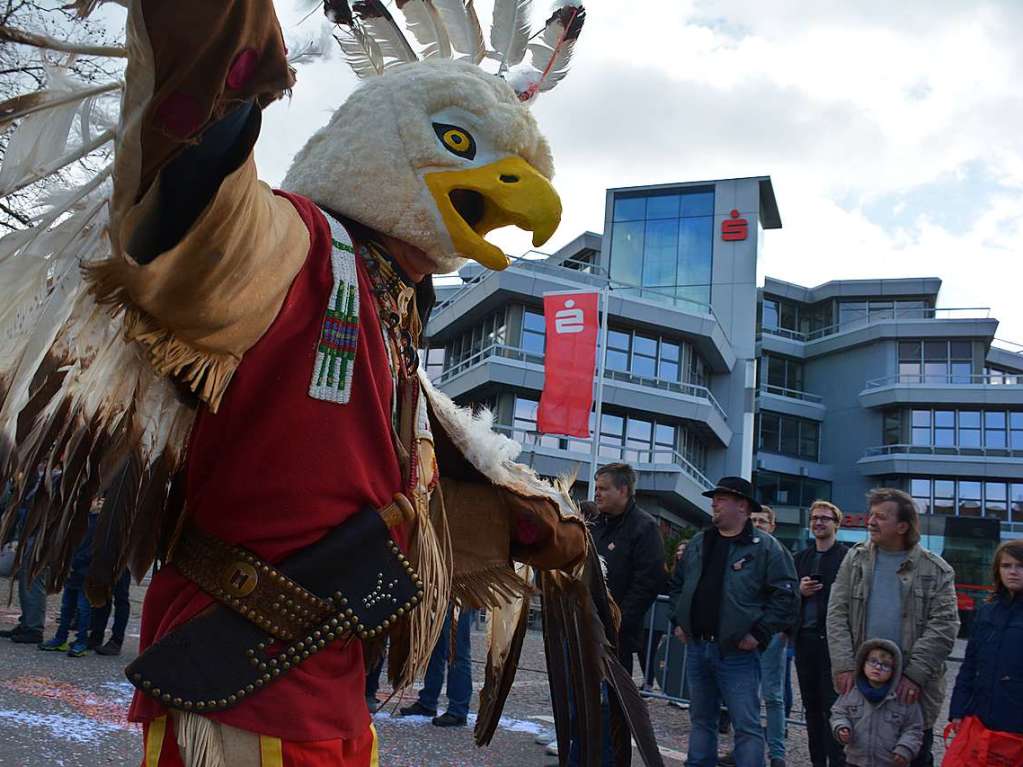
[722,209,748,241]
[537,292,599,437]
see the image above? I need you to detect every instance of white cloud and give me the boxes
[234,2,1023,341]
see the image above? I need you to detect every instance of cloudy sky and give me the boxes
[101,1,1023,343]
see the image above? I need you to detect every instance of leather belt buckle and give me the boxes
[223,561,259,598]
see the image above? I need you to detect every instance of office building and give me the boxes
[424,177,1023,556]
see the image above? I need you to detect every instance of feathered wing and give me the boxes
[0,38,195,596]
[539,544,665,767]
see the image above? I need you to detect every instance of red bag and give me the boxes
[942,715,1023,767]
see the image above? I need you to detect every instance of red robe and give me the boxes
[129,193,404,741]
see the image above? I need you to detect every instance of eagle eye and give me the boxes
[433,122,476,160]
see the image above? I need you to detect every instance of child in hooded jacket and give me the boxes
[830,638,924,767]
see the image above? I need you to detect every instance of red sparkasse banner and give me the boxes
[537,291,599,438]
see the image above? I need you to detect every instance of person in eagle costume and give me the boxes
[0,1,665,766]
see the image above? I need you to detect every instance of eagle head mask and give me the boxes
[282,0,585,274]
[282,60,556,273]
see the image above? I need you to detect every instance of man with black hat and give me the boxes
[671,477,798,767]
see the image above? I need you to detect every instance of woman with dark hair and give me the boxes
[947,539,1023,752]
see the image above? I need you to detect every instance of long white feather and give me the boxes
[355,4,418,65]
[334,27,385,79]
[433,0,485,63]
[488,0,532,70]
[399,0,452,59]
[0,129,114,198]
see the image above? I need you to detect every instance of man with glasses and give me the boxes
[792,501,849,767]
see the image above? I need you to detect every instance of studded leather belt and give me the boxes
[126,496,421,714]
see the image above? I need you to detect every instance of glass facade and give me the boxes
[754,471,832,508]
[757,412,820,461]
[760,354,804,393]
[608,188,715,307]
[909,477,1023,521]
[510,395,707,471]
[883,407,1023,451]
[898,340,973,384]
[519,310,709,388]
[443,309,507,369]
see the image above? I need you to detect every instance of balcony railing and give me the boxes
[758,383,824,404]
[864,373,1023,389]
[762,306,993,343]
[493,425,715,491]
[863,444,1023,459]
[429,253,721,327]
[435,343,728,421]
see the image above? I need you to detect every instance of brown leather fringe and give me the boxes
[452,565,535,611]
[85,259,238,412]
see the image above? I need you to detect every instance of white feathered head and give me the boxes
[283,0,584,273]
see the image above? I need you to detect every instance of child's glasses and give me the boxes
[866,659,893,672]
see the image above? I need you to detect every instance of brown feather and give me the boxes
[474,589,531,745]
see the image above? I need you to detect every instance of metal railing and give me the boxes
[493,425,715,490]
[863,444,1023,459]
[429,252,721,328]
[762,306,993,343]
[436,343,729,421]
[758,383,824,404]
[864,373,1023,388]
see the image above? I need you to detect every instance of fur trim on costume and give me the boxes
[282,59,554,274]
[418,369,579,520]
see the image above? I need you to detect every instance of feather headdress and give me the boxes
[329,0,585,102]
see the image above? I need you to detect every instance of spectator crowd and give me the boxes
[3,458,1022,767]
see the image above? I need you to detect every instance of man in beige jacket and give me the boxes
[826,488,959,767]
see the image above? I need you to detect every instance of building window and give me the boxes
[658,341,680,382]
[933,479,955,516]
[606,330,631,372]
[959,411,982,448]
[899,340,973,384]
[985,411,1007,449]
[958,480,982,517]
[632,334,658,379]
[883,409,901,446]
[521,309,545,355]
[909,477,1022,520]
[763,354,804,394]
[609,188,715,307]
[910,478,932,515]
[512,397,559,448]
[985,482,1008,520]
[421,347,445,380]
[758,412,820,461]
[754,470,831,508]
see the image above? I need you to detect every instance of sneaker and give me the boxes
[38,637,70,652]
[717,753,737,767]
[0,626,23,639]
[545,743,559,757]
[398,701,436,718]
[366,696,380,714]
[11,629,43,644]
[95,639,122,656]
[667,700,689,709]
[431,712,467,727]
[67,641,90,657]
[534,729,556,745]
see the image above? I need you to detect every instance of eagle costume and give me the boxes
[0,1,662,765]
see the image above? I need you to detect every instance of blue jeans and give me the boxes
[52,584,91,645]
[89,569,130,645]
[417,608,474,718]
[686,640,764,767]
[16,545,46,633]
[760,635,786,760]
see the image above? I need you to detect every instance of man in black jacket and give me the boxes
[591,462,666,673]
[792,500,849,767]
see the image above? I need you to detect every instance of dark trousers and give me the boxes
[910,729,933,767]
[795,631,846,767]
[89,569,131,646]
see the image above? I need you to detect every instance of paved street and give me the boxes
[0,577,959,766]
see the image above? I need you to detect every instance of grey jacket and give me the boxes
[830,638,925,767]
[670,521,798,654]
[826,541,959,727]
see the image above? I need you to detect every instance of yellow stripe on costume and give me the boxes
[369,724,379,767]
[259,734,284,767]
[145,716,167,767]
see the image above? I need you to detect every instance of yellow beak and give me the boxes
[424,156,562,271]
